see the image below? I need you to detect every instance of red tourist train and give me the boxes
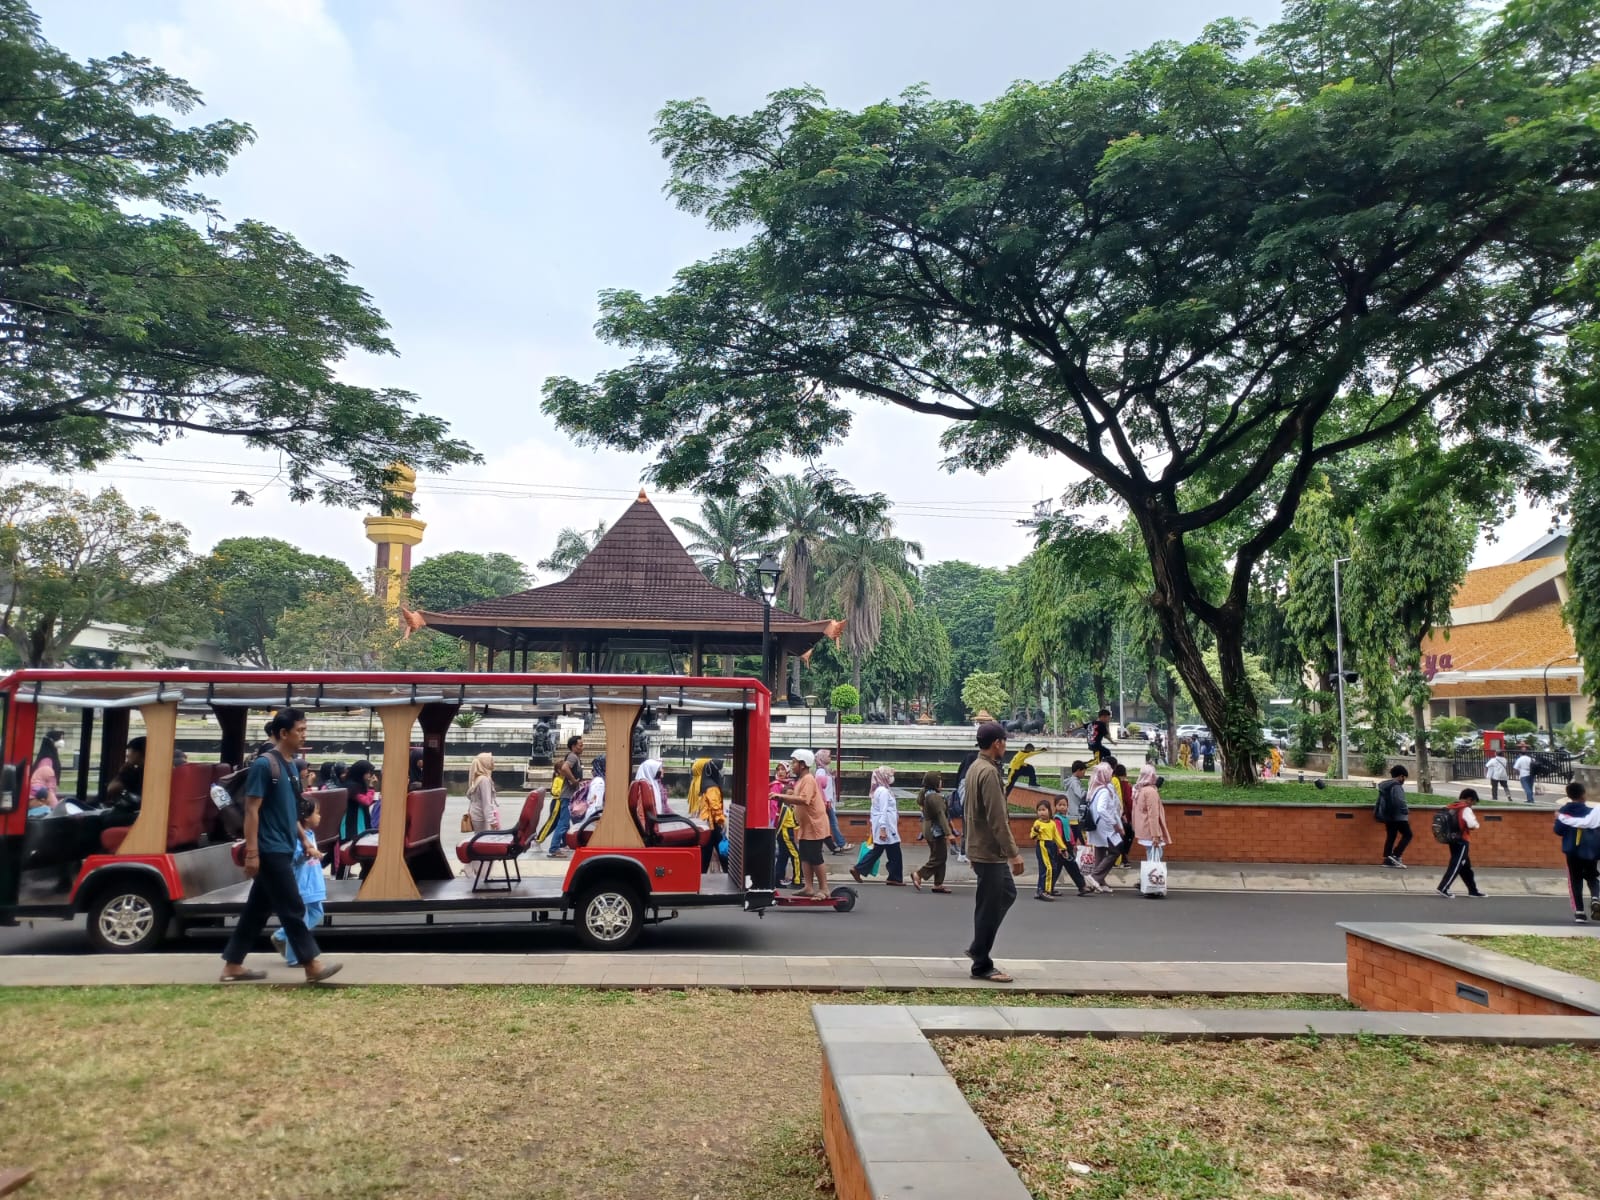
[0,670,778,952]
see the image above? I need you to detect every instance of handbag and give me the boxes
[1074,843,1097,872]
[855,841,881,877]
[460,812,473,833]
[1139,857,1168,897]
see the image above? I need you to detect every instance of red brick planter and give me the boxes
[840,790,1565,869]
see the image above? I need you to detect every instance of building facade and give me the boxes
[1421,532,1587,733]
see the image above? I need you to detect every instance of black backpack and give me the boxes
[212,751,311,840]
[1432,806,1462,844]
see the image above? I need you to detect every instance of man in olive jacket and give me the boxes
[966,721,1026,982]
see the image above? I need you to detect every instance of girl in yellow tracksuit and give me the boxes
[1031,800,1069,900]
[771,762,801,887]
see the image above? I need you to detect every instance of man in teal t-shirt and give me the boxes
[219,708,342,984]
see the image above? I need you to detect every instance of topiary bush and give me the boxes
[841,713,864,724]
[1498,717,1537,738]
[829,684,860,714]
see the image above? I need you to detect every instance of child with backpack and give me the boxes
[1434,788,1485,900]
[1554,781,1600,923]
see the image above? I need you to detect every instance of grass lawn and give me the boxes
[944,1034,1600,1199]
[0,987,1348,1199]
[1462,935,1600,983]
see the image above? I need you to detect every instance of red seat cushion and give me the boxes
[101,826,129,853]
[456,833,520,862]
[349,831,381,862]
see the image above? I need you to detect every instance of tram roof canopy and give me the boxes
[418,491,835,659]
[2,670,765,715]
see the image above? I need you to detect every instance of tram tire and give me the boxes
[85,877,171,954]
[574,882,644,951]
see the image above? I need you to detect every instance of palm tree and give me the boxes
[672,495,772,594]
[816,505,923,692]
[537,521,606,576]
[770,475,835,692]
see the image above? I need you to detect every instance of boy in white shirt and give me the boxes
[1436,787,1485,900]
[1513,749,1535,803]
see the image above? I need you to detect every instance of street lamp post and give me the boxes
[757,553,781,694]
[1332,556,1352,780]
[1543,653,1579,753]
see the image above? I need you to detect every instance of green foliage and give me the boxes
[923,561,1015,722]
[0,2,474,504]
[0,483,202,666]
[828,683,860,713]
[405,551,530,613]
[960,671,1008,720]
[1557,722,1591,753]
[862,597,952,715]
[536,523,606,577]
[1567,470,1600,711]
[1498,717,1537,737]
[180,536,356,667]
[1429,716,1477,756]
[543,1,1599,779]
[267,575,465,671]
[453,710,482,730]
[840,713,864,724]
[815,504,920,687]
[672,494,774,595]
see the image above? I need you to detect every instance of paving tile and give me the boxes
[836,1073,972,1117]
[865,1158,1032,1199]
[825,1038,947,1078]
[907,1006,1011,1034]
[851,1111,1013,1165]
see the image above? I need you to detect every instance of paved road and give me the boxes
[2,880,1576,964]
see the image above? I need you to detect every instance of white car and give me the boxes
[1176,724,1206,739]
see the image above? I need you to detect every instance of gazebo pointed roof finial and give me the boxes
[637,487,649,503]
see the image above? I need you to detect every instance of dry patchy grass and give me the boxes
[1463,935,1600,984]
[0,987,1348,1199]
[943,1033,1600,1199]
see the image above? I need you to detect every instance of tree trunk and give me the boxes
[852,656,862,696]
[1413,699,1433,795]
[1137,520,1258,786]
[1092,671,1108,715]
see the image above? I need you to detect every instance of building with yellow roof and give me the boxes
[1420,531,1586,732]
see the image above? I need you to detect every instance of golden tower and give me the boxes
[363,464,425,608]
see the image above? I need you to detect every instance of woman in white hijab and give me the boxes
[634,758,668,816]
[465,752,499,832]
[850,766,906,886]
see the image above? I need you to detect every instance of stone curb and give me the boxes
[0,953,1348,993]
[813,1002,1600,1199]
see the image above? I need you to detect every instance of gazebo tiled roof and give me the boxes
[421,491,835,662]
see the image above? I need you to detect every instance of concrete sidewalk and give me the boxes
[0,952,1346,993]
[818,844,1567,897]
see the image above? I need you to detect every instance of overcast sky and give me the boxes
[21,0,1552,575]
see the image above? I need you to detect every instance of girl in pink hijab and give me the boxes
[1083,762,1122,892]
[1131,763,1171,861]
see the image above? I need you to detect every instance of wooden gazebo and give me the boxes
[419,490,836,677]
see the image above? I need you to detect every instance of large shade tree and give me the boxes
[0,483,201,665]
[406,551,531,612]
[0,1,475,506]
[544,0,1600,782]
[181,536,356,667]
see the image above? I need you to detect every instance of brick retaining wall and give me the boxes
[1346,933,1589,1015]
[842,790,1565,869]
[820,1057,870,1200]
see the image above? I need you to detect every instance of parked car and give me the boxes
[1176,723,1207,740]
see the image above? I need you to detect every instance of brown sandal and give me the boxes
[931,886,953,894]
[219,969,266,983]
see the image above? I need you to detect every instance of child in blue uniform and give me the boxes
[272,805,327,965]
